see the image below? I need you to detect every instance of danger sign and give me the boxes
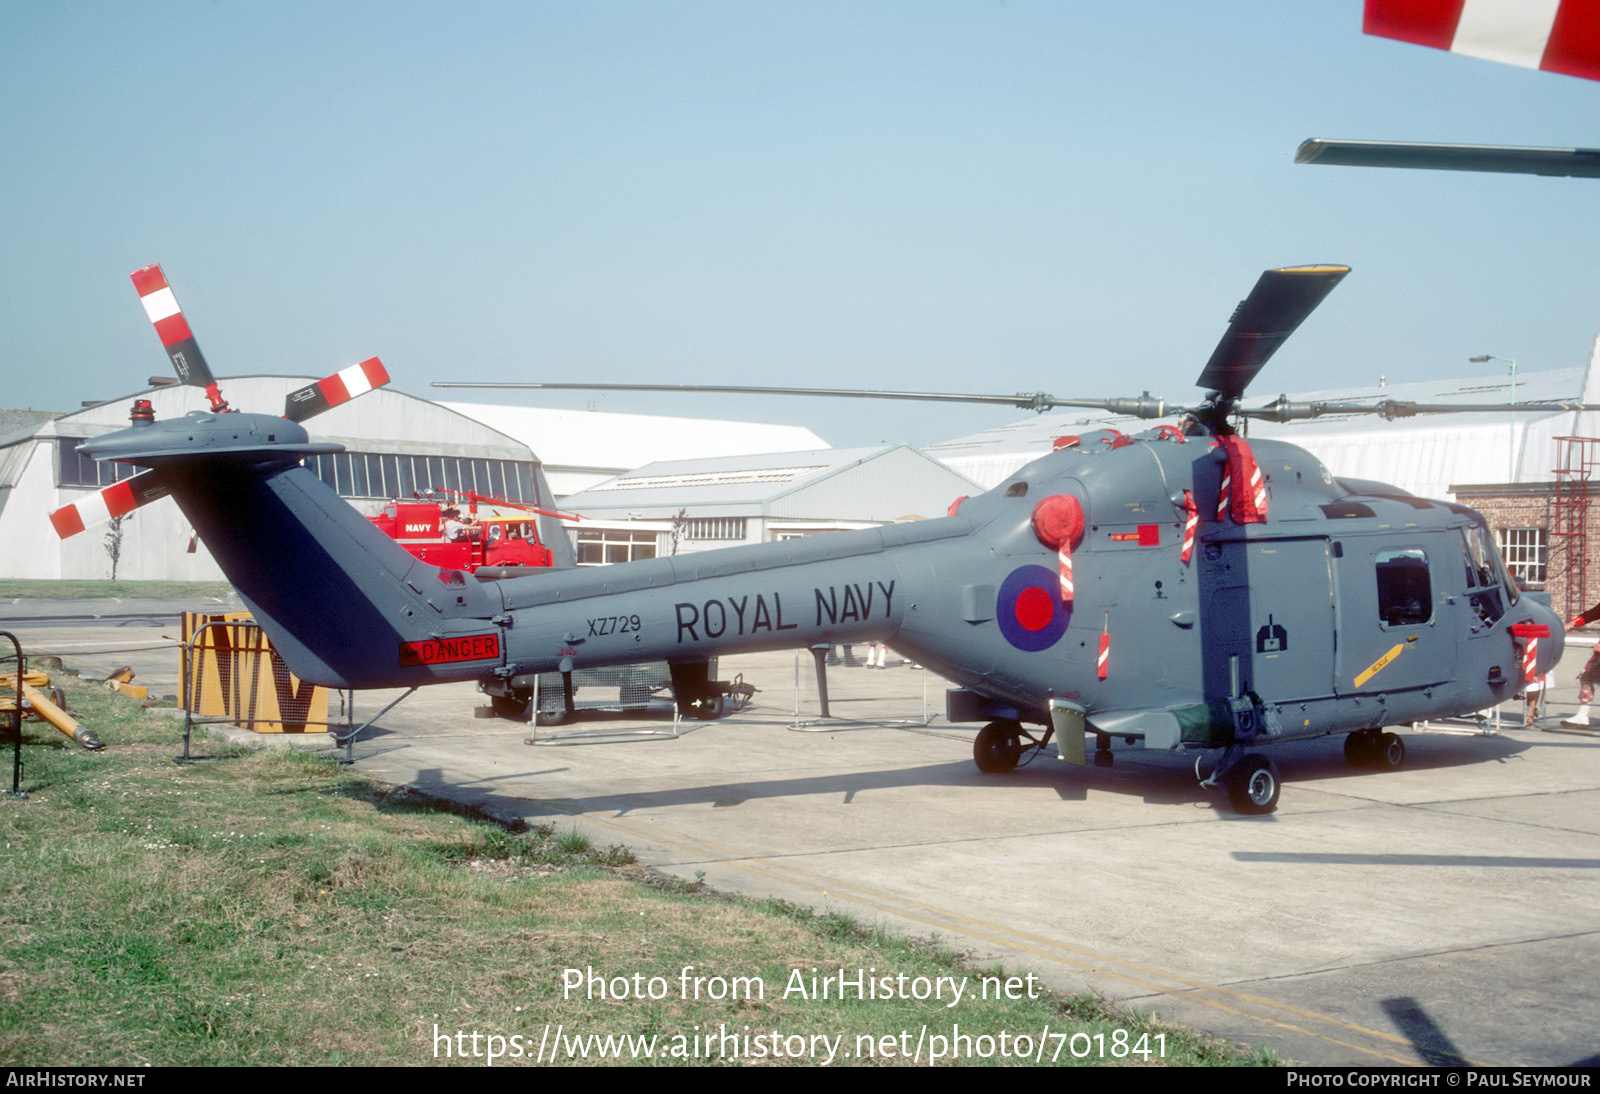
[399,633,501,666]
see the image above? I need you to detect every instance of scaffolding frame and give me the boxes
[1552,436,1600,619]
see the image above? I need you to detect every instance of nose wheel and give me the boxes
[973,719,1049,774]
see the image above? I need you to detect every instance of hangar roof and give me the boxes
[22,377,536,461]
[439,401,826,472]
[562,444,976,522]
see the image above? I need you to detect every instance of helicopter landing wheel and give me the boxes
[535,706,569,727]
[1226,754,1281,815]
[1344,729,1380,767]
[490,693,532,722]
[1374,731,1406,770]
[688,694,724,720]
[974,719,1026,774]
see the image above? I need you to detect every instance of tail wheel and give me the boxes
[974,719,1025,774]
[1226,754,1281,815]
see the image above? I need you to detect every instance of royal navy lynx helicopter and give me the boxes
[63,263,1568,814]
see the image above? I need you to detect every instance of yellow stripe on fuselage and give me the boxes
[1354,643,1405,688]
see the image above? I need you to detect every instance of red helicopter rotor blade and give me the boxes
[130,264,229,413]
[48,469,169,539]
[283,357,391,422]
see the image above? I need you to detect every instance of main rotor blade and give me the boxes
[284,357,391,422]
[130,264,229,412]
[1296,138,1600,179]
[430,381,1174,418]
[1243,398,1600,422]
[1196,265,1351,400]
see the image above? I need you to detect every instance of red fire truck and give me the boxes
[368,489,566,572]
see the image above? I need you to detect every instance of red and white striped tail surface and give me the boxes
[1366,0,1600,82]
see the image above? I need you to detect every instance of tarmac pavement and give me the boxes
[5,597,1599,1067]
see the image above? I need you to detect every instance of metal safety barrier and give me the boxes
[177,614,352,763]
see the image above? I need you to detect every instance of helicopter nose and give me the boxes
[1514,599,1564,676]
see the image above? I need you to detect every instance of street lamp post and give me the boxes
[1470,353,1519,482]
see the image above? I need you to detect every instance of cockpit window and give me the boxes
[1376,548,1433,626]
[1461,524,1511,621]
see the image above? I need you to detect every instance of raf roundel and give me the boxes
[996,565,1070,652]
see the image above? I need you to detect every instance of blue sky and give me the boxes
[5,2,1599,448]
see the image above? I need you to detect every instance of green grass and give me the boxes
[0,580,236,600]
[0,676,1277,1066]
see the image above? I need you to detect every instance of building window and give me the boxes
[683,517,746,541]
[574,530,659,566]
[1498,527,1547,586]
[308,453,541,503]
[56,438,137,489]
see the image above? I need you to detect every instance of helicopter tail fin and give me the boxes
[79,412,504,689]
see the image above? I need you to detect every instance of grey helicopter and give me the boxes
[63,262,1568,814]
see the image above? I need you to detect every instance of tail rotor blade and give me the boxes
[283,357,390,422]
[1196,265,1350,399]
[49,469,169,539]
[130,264,229,412]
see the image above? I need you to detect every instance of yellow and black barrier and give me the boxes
[180,613,330,734]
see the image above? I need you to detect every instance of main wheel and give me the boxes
[1374,731,1406,770]
[690,694,724,720]
[1344,731,1378,766]
[974,720,1025,774]
[490,694,532,722]
[1226,754,1281,815]
[535,706,569,727]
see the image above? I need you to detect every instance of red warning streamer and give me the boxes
[1097,617,1110,681]
[1181,490,1198,563]
[1032,494,1085,606]
[1509,623,1552,685]
[1214,436,1269,524]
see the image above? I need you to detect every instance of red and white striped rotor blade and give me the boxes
[130,264,229,412]
[1366,0,1600,82]
[283,357,390,422]
[49,470,169,539]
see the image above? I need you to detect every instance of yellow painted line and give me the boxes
[1354,643,1405,688]
[477,773,1449,1066]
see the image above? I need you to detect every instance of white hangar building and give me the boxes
[559,445,980,560]
[0,378,559,582]
[436,401,827,497]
